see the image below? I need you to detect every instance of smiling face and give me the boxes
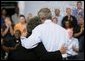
[77,2,82,9]
[19,16,26,24]
[55,9,60,16]
[66,8,71,15]
[14,30,21,39]
[67,28,73,39]
[78,17,84,25]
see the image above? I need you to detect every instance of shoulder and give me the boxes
[72,37,78,42]
[32,24,43,31]
[55,24,67,32]
[35,24,43,28]
[62,16,68,20]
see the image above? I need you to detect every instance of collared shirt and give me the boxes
[62,37,79,58]
[56,15,63,26]
[72,8,84,20]
[21,19,68,52]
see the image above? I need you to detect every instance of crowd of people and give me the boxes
[1,1,84,60]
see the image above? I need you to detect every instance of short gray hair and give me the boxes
[38,8,52,19]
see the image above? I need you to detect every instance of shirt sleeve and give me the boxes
[72,8,76,16]
[58,28,69,50]
[64,30,70,47]
[21,25,41,49]
[74,38,79,49]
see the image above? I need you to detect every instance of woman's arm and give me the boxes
[9,25,14,36]
[2,46,9,52]
[2,25,9,36]
[74,27,83,37]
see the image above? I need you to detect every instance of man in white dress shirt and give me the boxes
[21,8,69,60]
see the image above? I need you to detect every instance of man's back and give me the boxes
[35,19,68,52]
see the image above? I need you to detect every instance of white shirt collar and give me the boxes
[44,19,52,23]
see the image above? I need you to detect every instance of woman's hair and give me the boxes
[19,15,25,18]
[64,20,73,28]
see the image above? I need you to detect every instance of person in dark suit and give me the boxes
[62,7,78,29]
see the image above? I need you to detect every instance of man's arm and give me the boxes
[21,26,41,49]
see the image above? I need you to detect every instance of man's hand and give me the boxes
[21,32,28,37]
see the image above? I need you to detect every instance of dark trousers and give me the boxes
[8,45,37,60]
[34,42,62,60]
[67,55,77,60]
[79,36,84,52]
[8,42,63,60]
[67,54,84,60]
[40,51,62,60]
